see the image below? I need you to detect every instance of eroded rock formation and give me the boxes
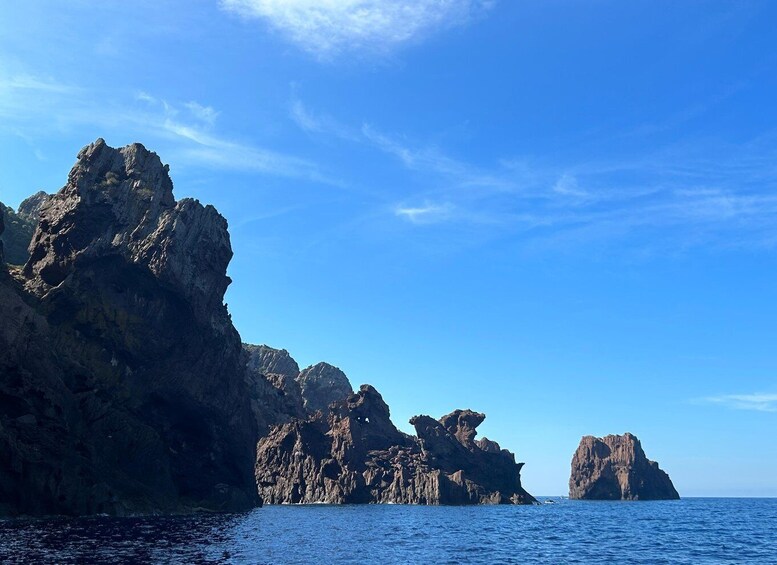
[1,139,537,515]
[0,139,258,516]
[569,433,679,500]
[255,385,536,505]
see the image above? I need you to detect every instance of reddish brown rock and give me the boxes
[255,385,536,505]
[569,433,679,500]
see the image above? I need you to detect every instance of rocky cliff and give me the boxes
[569,433,679,500]
[242,345,355,435]
[0,191,51,266]
[244,344,306,436]
[255,384,536,505]
[1,138,537,515]
[0,205,5,264]
[0,139,258,516]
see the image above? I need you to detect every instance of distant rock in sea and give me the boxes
[569,433,679,500]
[255,384,536,505]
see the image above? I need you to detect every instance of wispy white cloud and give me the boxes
[361,123,511,189]
[395,202,454,224]
[552,174,588,199]
[290,98,777,249]
[220,0,494,59]
[0,70,331,183]
[184,101,219,126]
[697,393,777,412]
[135,90,157,104]
[290,98,358,140]
[0,73,77,94]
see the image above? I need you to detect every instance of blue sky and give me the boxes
[2,0,777,496]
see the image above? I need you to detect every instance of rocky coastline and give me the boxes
[0,139,537,516]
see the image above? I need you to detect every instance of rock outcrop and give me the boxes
[1,138,538,515]
[245,344,300,380]
[255,385,536,505]
[0,205,5,264]
[297,362,353,413]
[569,433,679,500]
[0,192,51,266]
[244,345,306,436]
[17,191,51,222]
[0,139,259,516]
[242,345,355,435]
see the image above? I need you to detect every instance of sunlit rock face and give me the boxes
[569,433,679,500]
[296,362,354,413]
[255,385,536,505]
[0,139,259,516]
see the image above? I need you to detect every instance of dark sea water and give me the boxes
[1,498,775,564]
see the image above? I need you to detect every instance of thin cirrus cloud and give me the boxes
[394,202,455,224]
[219,0,495,58]
[698,393,777,412]
[289,96,777,250]
[0,71,329,183]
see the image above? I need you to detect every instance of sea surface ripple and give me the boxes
[1,498,775,564]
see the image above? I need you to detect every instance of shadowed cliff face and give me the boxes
[255,385,536,505]
[569,433,679,500]
[0,139,259,516]
[0,192,51,266]
[0,206,5,264]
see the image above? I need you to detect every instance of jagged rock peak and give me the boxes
[17,191,52,221]
[439,409,486,448]
[244,344,301,379]
[23,139,233,324]
[242,343,306,436]
[342,384,406,448]
[297,362,354,413]
[569,432,679,501]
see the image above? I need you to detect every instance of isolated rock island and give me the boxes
[569,433,679,500]
[0,139,535,516]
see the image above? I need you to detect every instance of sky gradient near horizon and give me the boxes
[2,0,777,496]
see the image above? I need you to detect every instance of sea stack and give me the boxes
[569,433,679,500]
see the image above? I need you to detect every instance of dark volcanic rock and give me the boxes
[243,344,305,436]
[255,385,535,505]
[296,362,353,413]
[569,433,679,500]
[0,194,49,266]
[0,205,4,264]
[0,139,259,516]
